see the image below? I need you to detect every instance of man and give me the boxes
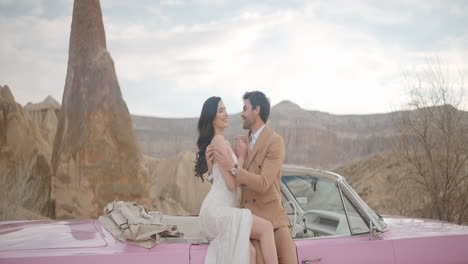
[212,91,297,264]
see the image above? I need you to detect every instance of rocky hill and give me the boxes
[333,152,420,217]
[0,85,54,220]
[51,0,150,219]
[133,100,398,169]
[146,151,211,215]
[24,96,60,147]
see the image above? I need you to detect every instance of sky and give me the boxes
[1,0,467,117]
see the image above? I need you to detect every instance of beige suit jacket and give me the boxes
[236,126,290,229]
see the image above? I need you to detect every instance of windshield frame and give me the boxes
[281,166,389,233]
[338,178,389,232]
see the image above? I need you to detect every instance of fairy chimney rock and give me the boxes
[52,0,149,219]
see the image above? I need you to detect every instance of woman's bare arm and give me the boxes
[211,135,237,190]
[206,145,214,184]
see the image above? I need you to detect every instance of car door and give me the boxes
[295,233,395,264]
[282,175,395,264]
[189,244,208,264]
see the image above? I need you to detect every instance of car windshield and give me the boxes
[282,174,383,235]
[340,180,388,230]
[282,175,344,213]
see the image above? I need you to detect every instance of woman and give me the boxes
[195,96,278,264]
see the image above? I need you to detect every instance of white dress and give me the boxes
[199,153,252,264]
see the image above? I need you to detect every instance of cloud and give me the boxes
[306,0,414,25]
[104,2,411,115]
[160,0,185,6]
[2,0,467,117]
[0,13,70,105]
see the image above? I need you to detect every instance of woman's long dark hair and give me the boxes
[195,96,221,181]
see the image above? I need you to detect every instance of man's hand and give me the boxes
[213,145,234,173]
[206,145,214,174]
[234,136,247,160]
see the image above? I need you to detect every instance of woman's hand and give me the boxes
[206,145,214,174]
[234,136,247,160]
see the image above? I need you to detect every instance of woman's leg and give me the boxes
[249,241,256,264]
[250,215,278,264]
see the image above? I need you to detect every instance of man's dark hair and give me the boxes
[243,91,270,123]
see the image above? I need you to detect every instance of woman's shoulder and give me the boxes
[210,136,232,152]
[211,135,225,146]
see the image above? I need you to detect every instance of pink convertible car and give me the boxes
[1,166,468,263]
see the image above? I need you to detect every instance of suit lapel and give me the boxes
[244,131,252,169]
[246,126,271,169]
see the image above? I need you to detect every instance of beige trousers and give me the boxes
[252,226,298,264]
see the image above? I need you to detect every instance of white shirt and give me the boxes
[249,125,265,151]
[208,125,265,180]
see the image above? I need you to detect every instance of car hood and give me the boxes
[0,219,108,251]
[382,215,468,239]
[0,219,192,260]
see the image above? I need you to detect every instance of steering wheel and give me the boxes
[296,210,325,236]
[297,210,322,223]
[283,201,298,224]
[284,201,304,237]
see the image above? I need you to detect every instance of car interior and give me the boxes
[282,175,369,239]
[154,174,369,244]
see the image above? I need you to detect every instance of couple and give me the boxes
[195,91,297,264]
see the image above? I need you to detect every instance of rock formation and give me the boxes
[52,0,150,219]
[333,151,426,218]
[24,96,60,148]
[146,152,211,215]
[0,85,53,220]
[132,100,399,169]
[132,115,198,158]
[269,101,397,168]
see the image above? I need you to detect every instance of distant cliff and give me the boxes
[24,96,60,147]
[132,100,399,169]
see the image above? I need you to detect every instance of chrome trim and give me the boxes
[337,179,371,229]
[338,187,353,235]
[281,165,344,182]
[281,165,389,233]
[302,258,322,264]
[293,233,356,241]
[338,179,389,232]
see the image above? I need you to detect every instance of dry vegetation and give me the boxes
[395,60,468,224]
[334,152,427,219]
[336,60,468,225]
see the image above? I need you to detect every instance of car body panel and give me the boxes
[0,220,190,264]
[391,234,468,264]
[189,244,208,264]
[1,166,467,264]
[0,220,107,251]
[295,235,395,264]
[383,216,468,238]
[384,216,468,264]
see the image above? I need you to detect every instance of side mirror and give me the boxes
[369,221,383,240]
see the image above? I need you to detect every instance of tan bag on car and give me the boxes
[98,201,182,248]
